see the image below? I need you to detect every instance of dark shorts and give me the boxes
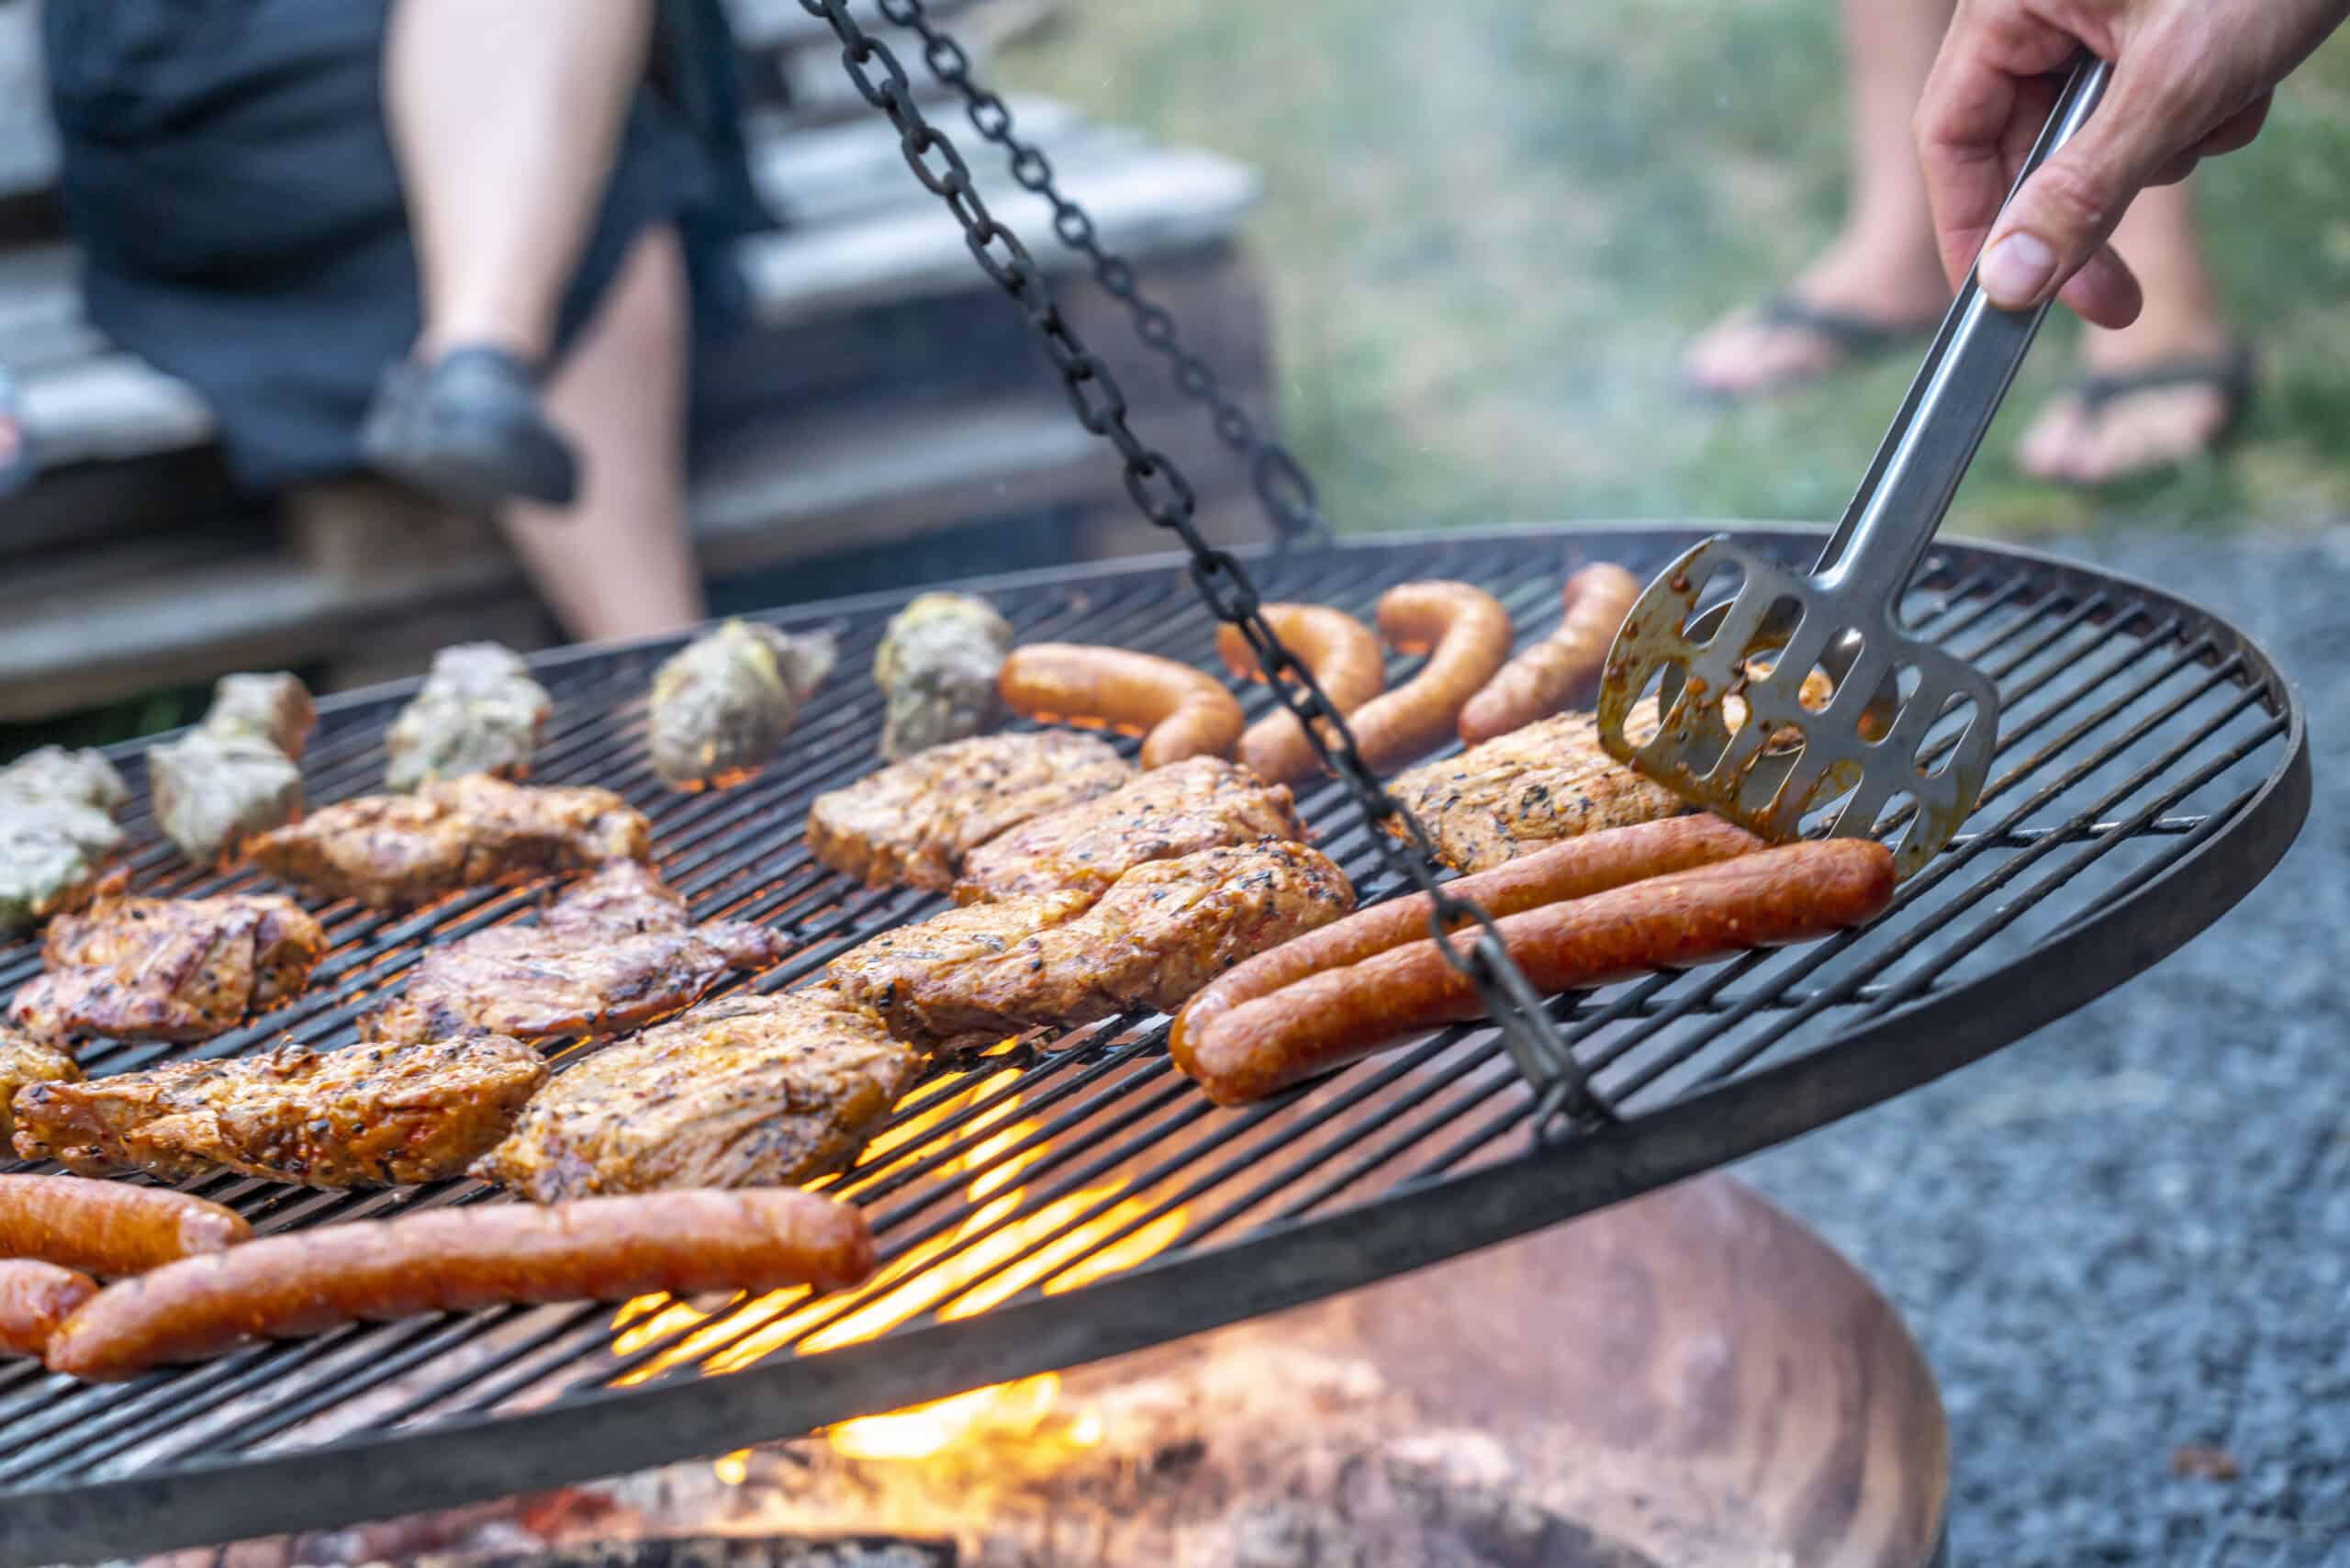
[42,0,766,491]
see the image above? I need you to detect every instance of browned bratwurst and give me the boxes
[0,1173,251,1275]
[1172,839,1895,1104]
[1459,564,1641,745]
[1349,583,1513,771]
[999,644,1245,769]
[1169,814,1763,1070]
[1214,606,1387,784]
[45,1188,876,1381]
[0,1260,96,1357]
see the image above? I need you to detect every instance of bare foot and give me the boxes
[1683,233,1948,399]
[2017,314,2245,485]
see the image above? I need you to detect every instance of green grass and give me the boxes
[1000,1,2350,539]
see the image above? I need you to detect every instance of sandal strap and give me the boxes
[1750,292,1939,359]
[2077,343,2256,415]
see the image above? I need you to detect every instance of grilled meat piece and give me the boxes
[648,621,836,788]
[808,732,1134,891]
[874,592,1013,760]
[247,776,649,909]
[150,671,317,866]
[9,892,327,1047]
[362,860,783,1046]
[1382,701,1689,873]
[0,1029,78,1143]
[830,840,1356,1044]
[0,749,127,934]
[386,643,551,792]
[472,989,923,1202]
[202,673,316,758]
[12,1036,547,1187]
[954,756,1304,905]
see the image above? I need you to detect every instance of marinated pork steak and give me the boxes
[9,892,328,1047]
[647,620,836,788]
[0,1028,78,1143]
[1382,704,1688,873]
[954,756,1305,905]
[247,776,649,909]
[831,840,1356,1045]
[362,860,784,1047]
[385,642,552,792]
[12,1035,548,1187]
[807,732,1134,891]
[472,989,923,1202]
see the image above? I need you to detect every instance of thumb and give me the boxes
[1975,67,2173,317]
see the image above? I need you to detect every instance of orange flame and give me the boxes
[616,1054,1189,1472]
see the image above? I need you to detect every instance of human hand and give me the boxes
[1917,0,2350,324]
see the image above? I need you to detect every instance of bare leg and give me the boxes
[385,0,655,363]
[2016,184,2242,483]
[1684,0,1954,397]
[498,226,706,642]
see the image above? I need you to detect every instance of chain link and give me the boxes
[798,0,1609,1137]
[869,0,1332,549]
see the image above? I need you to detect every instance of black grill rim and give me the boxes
[0,522,2309,1566]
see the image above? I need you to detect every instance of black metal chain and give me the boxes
[869,0,1329,549]
[798,0,1610,1136]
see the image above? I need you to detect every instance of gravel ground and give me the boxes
[1742,527,2349,1567]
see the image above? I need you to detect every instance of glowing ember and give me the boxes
[608,1052,1192,1462]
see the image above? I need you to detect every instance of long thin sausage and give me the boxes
[1350,583,1513,771]
[46,1188,876,1381]
[0,1174,250,1275]
[999,644,1245,769]
[1460,564,1641,745]
[0,1260,97,1357]
[1170,814,1763,1070]
[1173,840,1895,1104]
[1215,606,1387,784]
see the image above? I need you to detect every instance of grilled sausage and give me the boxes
[0,1260,96,1357]
[1459,564,1641,745]
[1214,606,1388,785]
[1172,839,1896,1104]
[45,1188,876,1381]
[1170,814,1763,1071]
[0,1174,250,1275]
[999,644,1245,769]
[1349,583,1514,771]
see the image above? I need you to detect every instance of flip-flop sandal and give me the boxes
[359,345,579,510]
[1681,291,1942,405]
[2075,341,2258,456]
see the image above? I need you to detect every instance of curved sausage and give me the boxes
[1173,839,1895,1105]
[1170,814,1762,1072]
[1348,583,1513,771]
[999,644,1245,769]
[1460,564,1641,745]
[1214,606,1387,784]
[0,1174,250,1275]
[46,1188,876,1382]
[0,1260,97,1357]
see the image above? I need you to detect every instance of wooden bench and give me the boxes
[0,0,1286,722]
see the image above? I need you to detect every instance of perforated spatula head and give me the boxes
[1595,533,1999,879]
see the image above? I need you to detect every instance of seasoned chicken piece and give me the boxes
[648,621,836,788]
[203,672,316,757]
[1383,703,1686,873]
[875,592,1013,760]
[362,860,784,1046]
[12,1035,547,1187]
[0,748,127,934]
[471,989,923,1202]
[386,643,551,792]
[954,756,1304,905]
[831,840,1356,1045]
[0,1027,79,1143]
[9,892,327,1046]
[808,732,1134,891]
[247,776,649,909]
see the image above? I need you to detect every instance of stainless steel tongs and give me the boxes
[1598,53,2111,878]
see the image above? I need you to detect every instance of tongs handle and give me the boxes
[1817,51,2111,599]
